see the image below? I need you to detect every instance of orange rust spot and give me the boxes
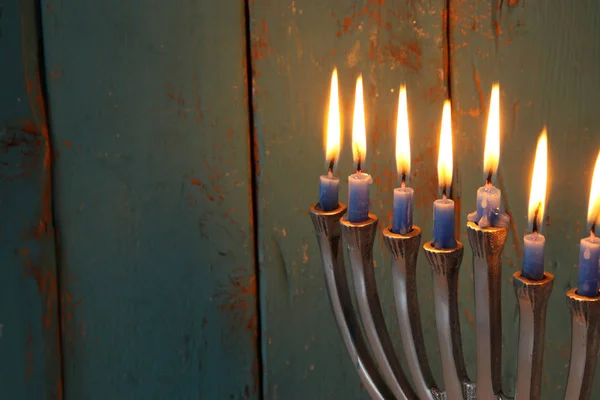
[464,308,475,328]
[252,20,273,60]
[342,17,353,33]
[494,20,502,36]
[190,178,202,186]
[214,267,257,342]
[473,67,484,112]
[63,141,72,148]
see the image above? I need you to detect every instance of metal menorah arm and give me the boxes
[466,222,508,399]
[424,241,476,400]
[382,227,445,400]
[341,215,417,400]
[564,289,600,400]
[513,271,554,400]
[309,204,394,400]
[311,206,600,400]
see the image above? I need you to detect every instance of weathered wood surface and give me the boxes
[450,0,600,398]
[0,0,596,398]
[249,0,460,397]
[0,0,62,397]
[41,0,258,398]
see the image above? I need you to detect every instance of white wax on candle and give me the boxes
[468,184,504,228]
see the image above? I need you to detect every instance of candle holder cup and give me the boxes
[310,208,600,400]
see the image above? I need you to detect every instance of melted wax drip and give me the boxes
[467,208,510,228]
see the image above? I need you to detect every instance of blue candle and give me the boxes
[578,150,600,296]
[347,74,372,223]
[392,85,413,234]
[433,197,456,249]
[577,235,600,296]
[523,233,545,280]
[432,100,456,249]
[319,68,341,211]
[392,187,413,234]
[468,84,504,228]
[522,131,548,280]
[348,172,372,222]
[474,185,501,227]
[319,174,339,211]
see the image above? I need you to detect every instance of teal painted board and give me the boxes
[0,0,62,398]
[249,0,455,397]
[450,0,600,397]
[41,1,258,398]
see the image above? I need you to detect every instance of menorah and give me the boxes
[309,202,600,400]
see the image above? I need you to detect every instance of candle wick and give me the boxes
[592,222,597,238]
[401,173,406,188]
[357,157,362,173]
[532,205,541,234]
[328,159,335,176]
[486,170,493,186]
[442,186,447,200]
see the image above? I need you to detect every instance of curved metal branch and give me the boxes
[341,215,417,400]
[310,204,393,400]
[424,241,475,400]
[382,227,444,400]
[565,288,600,400]
[466,222,508,399]
[512,271,554,400]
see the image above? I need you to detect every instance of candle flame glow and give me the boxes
[396,85,410,180]
[527,130,548,232]
[325,68,341,169]
[437,100,453,194]
[484,83,500,181]
[587,150,600,229]
[352,75,367,170]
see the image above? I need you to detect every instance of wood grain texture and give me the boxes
[248,0,452,397]
[450,0,600,397]
[0,0,62,398]
[41,0,258,398]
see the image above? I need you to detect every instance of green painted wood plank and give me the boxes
[41,1,258,398]
[249,0,451,397]
[0,0,63,398]
[450,0,600,397]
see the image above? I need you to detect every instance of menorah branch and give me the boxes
[513,271,554,400]
[424,241,476,400]
[383,227,445,400]
[341,215,417,400]
[310,203,394,400]
[467,222,508,399]
[565,288,600,400]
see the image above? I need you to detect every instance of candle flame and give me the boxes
[527,130,548,232]
[437,100,453,194]
[352,75,367,170]
[484,83,500,181]
[325,68,341,169]
[588,150,600,229]
[396,85,410,180]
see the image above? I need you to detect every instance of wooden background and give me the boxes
[0,0,598,398]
